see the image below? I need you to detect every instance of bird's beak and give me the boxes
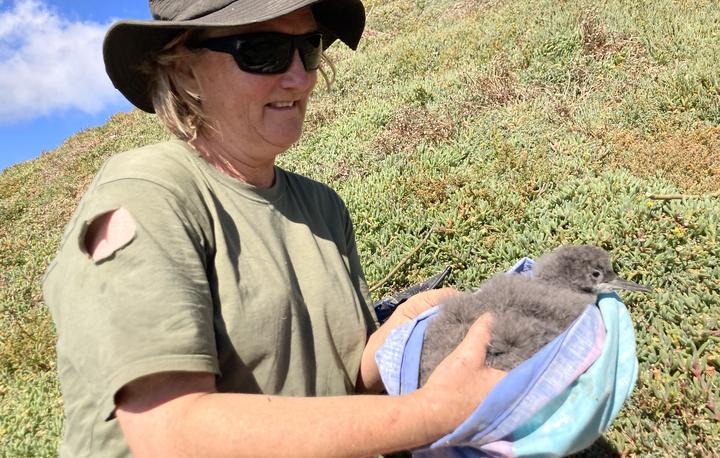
[598,278,653,293]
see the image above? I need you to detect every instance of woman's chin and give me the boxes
[262,129,304,151]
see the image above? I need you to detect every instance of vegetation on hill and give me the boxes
[1,0,718,455]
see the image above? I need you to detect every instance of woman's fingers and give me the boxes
[462,314,507,395]
[449,313,494,366]
[417,287,462,303]
[396,287,461,320]
[428,312,507,399]
[428,313,504,383]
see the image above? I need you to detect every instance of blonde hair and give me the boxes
[142,31,336,141]
[318,52,336,89]
[140,31,206,141]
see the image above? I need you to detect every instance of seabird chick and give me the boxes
[418,245,650,386]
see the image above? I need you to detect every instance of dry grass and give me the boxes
[610,125,720,193]
[373,105,456,156]
[302,92,343,132]
[459,55,526,108]
[397,174,466,207]
[580,12,640,59]
[441,0,497,19]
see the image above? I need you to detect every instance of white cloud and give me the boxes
[0,0,123,123]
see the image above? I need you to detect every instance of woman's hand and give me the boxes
[357,288,460,393]
[389,287,461,323]
[413,313,506,437]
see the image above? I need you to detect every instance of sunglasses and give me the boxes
[192,32,323,74]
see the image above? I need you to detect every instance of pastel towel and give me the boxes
[375,258,639,457]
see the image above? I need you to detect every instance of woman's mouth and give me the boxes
[267,101,296,109]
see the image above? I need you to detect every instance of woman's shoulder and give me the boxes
[280,168,344,204]
[94,139,203,193]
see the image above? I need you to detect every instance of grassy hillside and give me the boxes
[1,0,718,455]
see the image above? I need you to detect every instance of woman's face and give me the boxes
[189,8,318,163]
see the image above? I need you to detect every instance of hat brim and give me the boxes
[103,0,365,113]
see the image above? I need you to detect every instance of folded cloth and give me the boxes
[375,258,639,457]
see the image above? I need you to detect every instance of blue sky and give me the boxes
[0,0,151,171]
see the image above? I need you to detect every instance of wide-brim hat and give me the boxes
[103,0,365,113]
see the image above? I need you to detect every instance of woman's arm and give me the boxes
[116,314,504,458]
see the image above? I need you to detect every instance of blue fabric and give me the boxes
[375,259,638,457]
[507,257,535,275]
[506,294,637,456]
[400,316,431,395]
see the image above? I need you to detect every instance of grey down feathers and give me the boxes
[418,245,650,386]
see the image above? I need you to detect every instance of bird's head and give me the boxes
[534,245,652,294]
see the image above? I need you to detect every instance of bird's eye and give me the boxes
[591,270,602,278]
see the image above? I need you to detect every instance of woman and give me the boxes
[43,1,505,456]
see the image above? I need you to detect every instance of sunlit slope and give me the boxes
[1,0,718,455]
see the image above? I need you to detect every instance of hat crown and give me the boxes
[150,0,236,21]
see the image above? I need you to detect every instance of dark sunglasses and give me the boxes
[191,32,323,74]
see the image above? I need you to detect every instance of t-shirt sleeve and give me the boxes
[44,177,218,420]
[339,199,380,332]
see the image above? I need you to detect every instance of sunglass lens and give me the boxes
[298,34,322,71]
[237,35,293,73]
[198,33,322,74]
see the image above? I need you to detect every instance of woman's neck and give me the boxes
[188,135,277,188]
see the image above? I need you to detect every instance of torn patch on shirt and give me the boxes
[79,208,137,263]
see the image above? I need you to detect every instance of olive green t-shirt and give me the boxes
[43,139,378,457]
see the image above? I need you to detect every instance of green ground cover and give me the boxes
[1,0,718,455]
